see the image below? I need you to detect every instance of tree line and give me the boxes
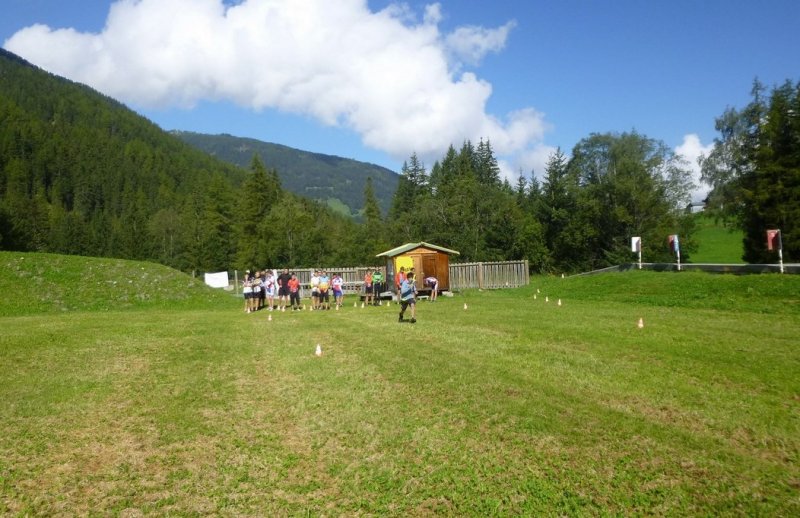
[382,135,695,273]
[701,79,800,263]
[1,48,795,272]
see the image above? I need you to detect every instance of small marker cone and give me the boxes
[537,288,540,294]
[561,273,565,279]
[637,318,644,329]
[268,314,272,321]
[302,304,305,310]
[534,294,537,300]
[310,306,314,312]
[281,307,286,312]
[464,303,468,310]
[378,300,382,306]
[335,304,339,311]
[557,299,562,306]
[354,301,357,308]
[545,296,549,303]
[315,344,322,356]
[361,302,365,308]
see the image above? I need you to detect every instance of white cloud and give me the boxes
[675,133,714,202]
[3,0,548,168]
[444,20,517,66]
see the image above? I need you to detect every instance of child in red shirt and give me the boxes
[288,274,301,310]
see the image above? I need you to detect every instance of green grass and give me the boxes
[690,213,745,263]
[1,253,799,515]
[0,252,231,316]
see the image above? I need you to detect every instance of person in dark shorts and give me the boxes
[424,275,439,302]
[398,272,418,323]
[277,268,291,311]
[363,270,373,306]
[372,268,384,305]
[317,270,331,310]
[288,274,301,310]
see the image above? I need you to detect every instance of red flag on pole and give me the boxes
[767,229,781,251]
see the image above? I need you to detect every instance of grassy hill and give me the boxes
[1,257,798,515]
[690,213,745,263]
[174,131,399,216]
[0,251,231,316]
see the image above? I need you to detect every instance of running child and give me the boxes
[399,272,417,323]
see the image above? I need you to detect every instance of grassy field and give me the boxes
[1,252,799,515]
[690,213,745,263]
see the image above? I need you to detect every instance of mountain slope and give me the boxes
[173,131,398,215]
[0,48,248,264]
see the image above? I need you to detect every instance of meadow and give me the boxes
[689,213,745,264]
[1,252,798,515]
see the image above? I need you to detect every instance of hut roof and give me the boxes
[376,242,460,258]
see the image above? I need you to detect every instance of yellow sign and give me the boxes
[395,255,414,272]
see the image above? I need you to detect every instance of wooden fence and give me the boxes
[228,260,530,294]
[448,260,530,290]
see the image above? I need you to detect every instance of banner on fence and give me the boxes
[204,271,229,288]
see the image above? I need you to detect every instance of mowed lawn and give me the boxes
[1,254,799,515]
[689,213,745,264]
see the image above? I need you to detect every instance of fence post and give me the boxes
[234,270,239,295]
[478,262,484,289]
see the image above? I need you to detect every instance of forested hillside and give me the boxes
[174,131,398,217]
[0,49,368,271]
[6,46,788,275]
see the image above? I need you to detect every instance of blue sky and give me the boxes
[2,0,799,198]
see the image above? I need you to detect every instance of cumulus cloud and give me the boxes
[675,134,714,202]
[445,21,517,66]
[3,0,548,166]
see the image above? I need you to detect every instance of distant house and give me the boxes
[686,201,706,214]
[376,242,459,293]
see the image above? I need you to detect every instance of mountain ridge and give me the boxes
[172,130,398,216]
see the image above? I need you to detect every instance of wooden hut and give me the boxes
[376,242,459,294]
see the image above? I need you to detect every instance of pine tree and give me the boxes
[702,79,800,262]
[235,154,280,269]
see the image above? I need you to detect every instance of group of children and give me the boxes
[242,266,439,323]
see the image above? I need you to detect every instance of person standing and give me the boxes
[394,266,406,302]
[318,270,331,310]
[277,268,292,311]
[288,274,301,310]
[372,268,384,305]
[252,271,263,311]
[398,272,417,323]
[242,270,253,313]
[363,270,373,306]
[331,272,344,308]
[424,275,439,302]
[309,269,321,310]
[263,269,276,310]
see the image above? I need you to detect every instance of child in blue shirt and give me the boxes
[398,272,417,323]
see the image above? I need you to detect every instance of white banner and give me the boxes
[204,271,229,288]
[631,236,641,252]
